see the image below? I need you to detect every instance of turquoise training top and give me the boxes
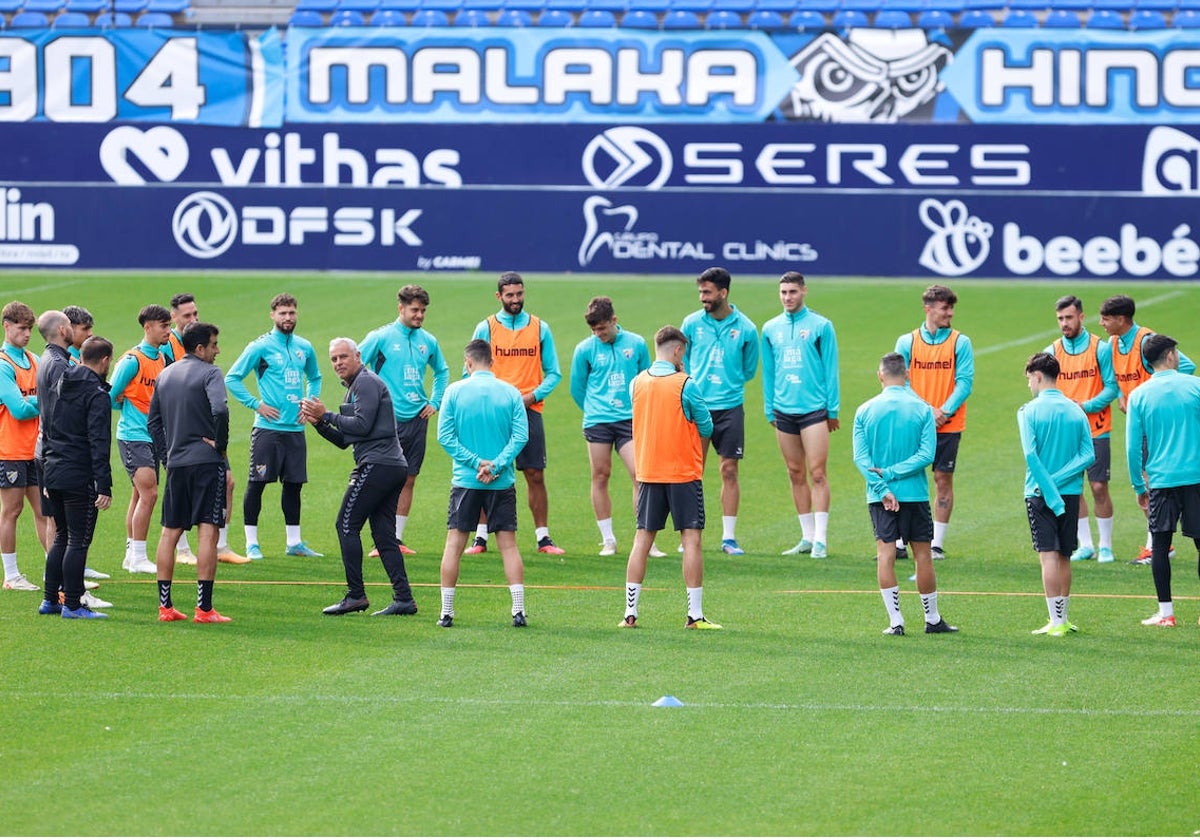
[225,327,323,433]
[761,306,840,421]
[1017,387,1095,514]
[680,305,759,411]
[852,384,936,504]
[1126,369,1200,495]
[569,326,650,428]
[437,369,528,490]
[360,320,450,423]
[108,340,161,443]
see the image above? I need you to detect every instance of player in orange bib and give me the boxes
[894,285,975,562]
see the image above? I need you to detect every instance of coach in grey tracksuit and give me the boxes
[147,322,231,621]
[302,337,416,618]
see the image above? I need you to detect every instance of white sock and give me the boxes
[218,527,229,551]
[881,586,903,627]
[124,537,132,559]
[1048,596,1067,625]
[895,539,906,551]
[131,540,148,561]
[722,515,737,542]
[395,515,407,541]
[176,533,191,552]
[1076,517,1093,549]
[686,586,704,620]
[625,582,641,617]
[510,584,525,616]
[1159,601,1174,619]
[597,517,616,543]
[920,591,941,624]
[1097,517,1114,550]
[814,512,829,544]
[799,513,815,541]
[535,526,550,542]
[475,524,489,541]
[286,525,302,545]
[1,552,17,579]
[440,586,455,618]
[933,521,949,549]
[245,525,259,546]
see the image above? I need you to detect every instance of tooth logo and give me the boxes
[918,199,992,277]
[99,126,189,185]
[173,192,238,260]
[581,127,672,190]
[1142,126,1200,196]
[579,196,639,267]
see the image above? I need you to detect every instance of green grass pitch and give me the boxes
[2,272,1200,835]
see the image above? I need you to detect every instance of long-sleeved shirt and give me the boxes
[1126,369,1200,495]
[314,366,407,468]
[853,385,936,504]
[437,370,528,490]
[360,320,450,422]
[43,364,112,496]
[895,325,975,420]
[225,328,322,432]
[632,360,714,438]
[471,310,561,404]
[1017,388,1095,514]
[109,340,162,443]
[569,326,650,427]
[1114,322,1196,379]
[148,354,229,468]
[1043,330,1118,439]
[761,306,840,421]
[0,343,39,420]
[681,305,759,411]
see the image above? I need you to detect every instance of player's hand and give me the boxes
[827,418,840,432]
[1119,395,1128,414]
[95,494,112,510]
[1137,492,1149,512]
[933,408,949,427]
[202,437,216,449]
[256,402,281,421]
[882,492,899,512]
[418,404,437,420]
[522,392,536,407]
[868,467,883,476]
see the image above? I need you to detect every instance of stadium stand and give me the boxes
[576,7,615,24]
[53,9,90,22]
[10,8,49,22]
[788,8,827,27]
[328,6,364,20]
[619,7,659,24]
[830,7,870,26]
[92,9,133,23]
[535,6,572,22]
[872,8,912,25]
[661,7,699,24]
[704,7,740,25]
[136,9,176,21]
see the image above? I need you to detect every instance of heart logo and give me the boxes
[99,126,189,184]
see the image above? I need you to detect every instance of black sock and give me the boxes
[197,579,214,612]
[158,580,172,608]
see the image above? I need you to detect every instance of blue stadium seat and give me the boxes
[1129,7,1168,23]
[620,8,660,24]
[93,8,132,23]
[804,0,840,12]
[586,0,628,10]
[409,7,449,22]
[661,7,700,24]
[1085,7,1125,24]
[1051,0,1090,7]
[370,8,407,22]
[421,0,462,10]
[873,8,912,25]
[535,7,572,22]
[1174,7,1200,22]
[711,0,751,9]
[1042,8,1081,25]
[288,7,325,23]
[462,0,496,9]
[756,0,797,10]
[145,0,188,11]
[1090,0,1131,9]
[377,0,418,9]
[957,8,994,24]
[743,8,780,25]
[22,0,65,12]
[1137,0,1176,8]
[113,0,148,12]
[787,8,826,27]
[329,8,366,23]
[0,0,21,13]
[915,8,952,25]
[841,0,880,10]
[53,10,92,24]
[627,0,668,9]
[64,0,105,11]
[706,7,743,25]
[831,7,870,25]
[495,7,532,22]
[10,9,50,24]
[925,0,964,10]
[1004,0,1046,9]
[670,0,712,10]
[339,0,380,11]
[136,10,174,25]
[296,0,337,10]
[577,7,616,23]
[453,7,490,23]
[999,8,1038,24]
[505,0,545,9]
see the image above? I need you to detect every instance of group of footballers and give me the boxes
[0,270,1197,633]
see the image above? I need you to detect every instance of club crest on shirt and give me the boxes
[800,330,810,340]
[622,348,633,359]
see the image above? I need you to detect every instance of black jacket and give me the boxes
[43,364,112,496]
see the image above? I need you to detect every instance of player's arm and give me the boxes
[107,354,138,411]
[1084,340,1119,414]
[1019,407,1065,515]
[822,322,841,424]
[146,389,167,463]
[224,342,263,410]
[206,369,230,456]
[852,412,890,500]
[883,407,936,481]
[358,330,382,373]
[681,377,713,439]
[568,342,590,412]
[1177,347,1196,376]
[304,342,322,400]
[1049,418,1097,487]
[1125,395,1147,496]
[493,389,530,474]
[0,363,36,417]
[533,321,562,401]
[85,387,113,498]
[436,389,482,469]
[741,319,760,381]
[759,331,775,422]
[942,335,974,416]
[428,340,450,411]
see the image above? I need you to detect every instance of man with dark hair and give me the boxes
[0,301,48,591]
[62,306,93,364]
[468,272,563,556]
[302,338,417,617]
[148,322,233,623]
[1125,334,1200,628]
[110,304,172,574]
[894,284,974,561]
[763,272,840,558]
[569,295,657,557]
[1019,352,1095,636]
[163,293,197,365]
[40,336,115,619]
[1099,294,1196,564]
[359,284,449,557]
[226,293,323,560]
[1043,295,1119,564]
[681,267,759,555]
[435,339,529,628]
[854,352,956,636]
[621,325,720,630]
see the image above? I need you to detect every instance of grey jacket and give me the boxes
[315,366,407,468]
[147,354,229,467]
